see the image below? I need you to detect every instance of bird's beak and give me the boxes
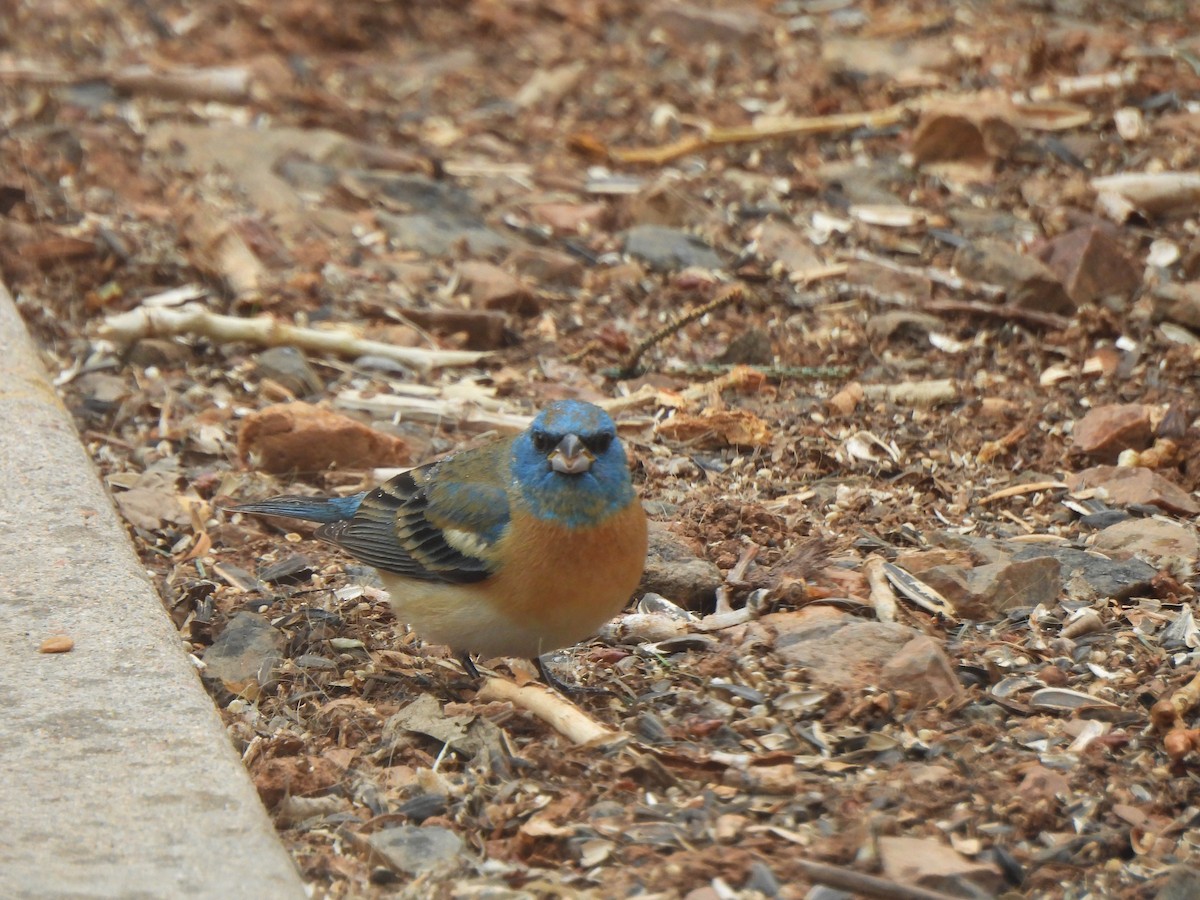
[549,433,595,474]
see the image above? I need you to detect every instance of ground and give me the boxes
[4,0,1200,897]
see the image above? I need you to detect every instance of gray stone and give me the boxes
[638,523,723,610]
[203,611,286,691]
[622,224,723,271]
[378,211,513,258]
[1155,865,1200,900]
[367,825,466,876]
[1011,546,1157,601]
[1093,518,1200,565]
[255,346,323,397]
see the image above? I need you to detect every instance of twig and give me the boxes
[611,103,912,166]
[476,677,623,746]
[98,303,487,373]
[617,283,746,377]
[978,481,1067,505]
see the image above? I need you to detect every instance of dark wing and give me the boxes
[316,441,513,584]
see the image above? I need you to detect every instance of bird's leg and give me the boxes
[459,652,482,680]
[534,654,615,698]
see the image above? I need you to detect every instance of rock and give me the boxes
[455,260,538,315]
[254,346,323,398]
[1155,865,1200,900]
[367,825,465,876]
[505,246,584,287]
[111,470,191,532]
[953,239,1075,315]
[1035,225,1141,306]
[238,402,411,474]
[1092,518,1200,565]
[622,225,723,271]
[752,607,955,706]
[1066,465,1200,516]
[894,548,974,575]
[638,523,722,611]
[878,635,963,705]
[963,557,1063,618]
[753,219,823,273]
[878,835,1005,897]
[1072,403,1154,462]
[645,1,764,45]
[203,611,285,694]
[1151,282,1200,330]
[529,201,607,233]
[377,211,512,259]
[1011,545,1157,602]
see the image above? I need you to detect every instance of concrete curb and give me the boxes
[0,287,306,898]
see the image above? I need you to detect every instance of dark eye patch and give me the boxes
[583,432,613,454]
[531,430,557,453]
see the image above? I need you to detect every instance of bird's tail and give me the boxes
[229,492,368,524]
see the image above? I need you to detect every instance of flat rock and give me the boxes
[1092,518,1200,564]
[751,607,957,705]
[1072,403,1154,462]
[254,346,324,398]
[238,401,412,474]
[638,523,723,610]
[1155,865,1200,900]
[622,224,723,271]
[753,219,823,273]
[953,239,1075,315]
[203,611,285,693]
[1012,545,1157,601]
[378,211,512,258]
[961,556,1062,619]
[1067,465,1200,516]
[879,835,1005,896]
[645,1,764,45]
[456,260,538,315]
[1152,282,1200,330]
[367,825,466,876]
[912,97,1021,164]
[505,245,584,287]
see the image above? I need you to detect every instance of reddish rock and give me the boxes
[1036,225,1140,305]
[1067,465,1200,516]
[529,201,607,233]
[505,246,584,287]
[879,836,1005,896]
[879,635,963,706]
[238,402,411,474]
[456,260,539,315]
[1072,403,1153,462]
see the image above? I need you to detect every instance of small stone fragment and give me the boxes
[1151,283,1200,330]
[258,554,316,586]
[959,557,1062,619]
[622,225,724,271]
[203,611,285,693]
[39,635,74,654]
[505,246,584,287]
[1072,403,1153,462]
[645,1,764,45]
[638,524,722,611]
[911,98,1021,164]
[367,825,465,876]
[753,219,823,273]
[714,329,773,366]
[238,402,411,474]
[1067,465,1200,516]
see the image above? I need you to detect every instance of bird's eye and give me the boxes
[584,433,613,454]
[531,430,556,453]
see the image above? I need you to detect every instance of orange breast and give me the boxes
[484,500,649,653]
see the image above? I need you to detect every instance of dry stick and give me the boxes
[98,303,487,373]
[611,104,912,166]
[476,677,622,747]
[793,858,966,900]
[618,283,746,376]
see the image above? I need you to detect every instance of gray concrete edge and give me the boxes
[0,285,307,899]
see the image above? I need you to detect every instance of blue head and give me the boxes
[510,399,636,527]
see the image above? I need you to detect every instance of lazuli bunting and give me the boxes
[231,399,648,688]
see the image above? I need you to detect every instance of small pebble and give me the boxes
[39,635,74,654]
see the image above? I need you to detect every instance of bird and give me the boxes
[230,399,649,691]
